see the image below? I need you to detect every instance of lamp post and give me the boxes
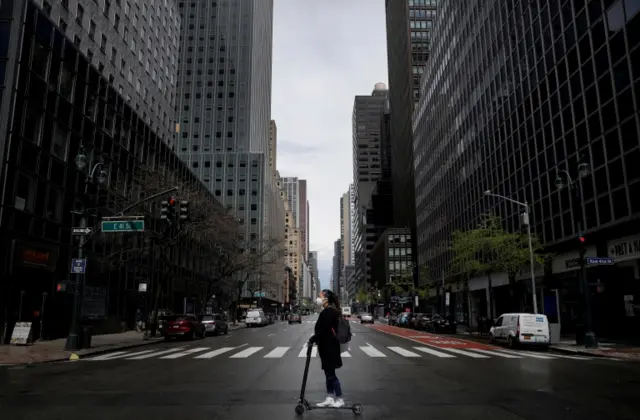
[484,190,539,315]
[65,146,108,351]
[554,161,597,349]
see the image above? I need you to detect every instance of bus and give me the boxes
[342,307,352,317]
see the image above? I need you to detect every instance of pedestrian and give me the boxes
[309,289,345,408]
[135,308,143,332]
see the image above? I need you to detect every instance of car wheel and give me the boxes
[224,326,229,335]
[507,336,515,349]
[189,330,196,340]
[489,333,495,343]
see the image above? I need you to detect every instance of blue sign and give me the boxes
[586,257,614,265]
[71,258,87,274]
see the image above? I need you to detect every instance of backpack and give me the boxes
[335,315,352,345]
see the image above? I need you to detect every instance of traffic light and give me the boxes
[579,236,586,244]
[179,200,189,223]
[160,197,177,225]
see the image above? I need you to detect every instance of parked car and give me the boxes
[397,312,414,327]
[199,313,229,336]
[360,313,374,324]
[388,314,399,326]
[246,309,268,327]
[413,313,433,330]
[288,313,302,324]
[266,313,275,324]
[489,313,550,349]
[426,314,457,333]
[164,314,205,340]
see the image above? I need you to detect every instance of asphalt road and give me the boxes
[1,316,639,420]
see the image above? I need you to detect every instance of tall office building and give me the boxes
[25,0,180,143]
[385,0,437,270]
[332,239,342,296]
[269,120,277,172]
[352,83,388,292]
[282,177,309,260]
[175,1,279,298]
[413,0,640,336]
[340,191,352,270]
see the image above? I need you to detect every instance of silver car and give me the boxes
[199,313,229,336]
[360,313,374,324]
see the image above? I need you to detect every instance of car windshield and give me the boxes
[247,311,261,317]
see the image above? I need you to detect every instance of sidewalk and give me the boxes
[0,322,246,366]
[550,339,640,361]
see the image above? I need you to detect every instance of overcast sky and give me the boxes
[272,0,388,290]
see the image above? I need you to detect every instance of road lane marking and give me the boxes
[230,346,263,358]
[90,351,132,360]
[298,346,318,358]
[444,348,490,358]
[127,348,186,359]
[194,347,238,359]
[499,349,556,359]
[413,347,456,358]
[388,346,421,357]
[470,349,522,358]
[264,347,290,358]
[540,353,592,360]
[268,333,275,337]
[360,343,386,357]
[341,351,351,357]
[160,347,210,359]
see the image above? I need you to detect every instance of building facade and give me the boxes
[281,176,309,261]
[0,1,238,342]
[269,119,277,172]
[332,238,343,297]
[385,0,437,242]
[340,190,352,270]
[174,0,278,299]
[352,83,388,293]
[413,0,640,337]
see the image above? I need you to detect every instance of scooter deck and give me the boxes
[302,399,356,411]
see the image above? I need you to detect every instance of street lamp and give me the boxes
[484,190,539,314]
[65,146,108,351]
[555,161,597,349]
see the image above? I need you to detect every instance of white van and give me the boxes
[342,307,351,317]
[245,309,267,327]
[489,313,550,349]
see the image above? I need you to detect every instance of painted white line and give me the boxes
[160,347,210,359]
[194,347,238,359]
[268,333,275,337]
[341,351,351,357]
[499,349,556,359]
[298,346,318,358]
[264,347,290,358]
[470,349,522,358]
[543,353,591,360]
[89,351,131,360]
[230,346,263,358]
[409,335,428,338]
[444,348,490,358]
[388,346,421,357]
[127,348,186,360]
[360,343,387,358]
[413,347,456,358]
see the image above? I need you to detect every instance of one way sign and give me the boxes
[72,227,92,235]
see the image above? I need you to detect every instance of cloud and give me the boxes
[272,0,388,286]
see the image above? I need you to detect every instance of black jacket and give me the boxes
[312,306,343,370]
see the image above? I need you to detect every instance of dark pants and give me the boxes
[324,368,343,397]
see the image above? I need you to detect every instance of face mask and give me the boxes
[316,297,325,306]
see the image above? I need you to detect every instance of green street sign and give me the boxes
[102,220,145,233]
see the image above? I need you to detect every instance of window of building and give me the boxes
[14,173,36,213]
[45,187,63,222]
[51,125,68,161]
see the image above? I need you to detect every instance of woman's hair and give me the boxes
[322,289,340,308]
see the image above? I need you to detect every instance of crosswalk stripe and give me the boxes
[360,344,386,358]
[194,347,238,359]
[535,353,591,360]
[388,346,421,357]
[99,349,155,359]
[341,351,351,357]
[499,349,556,359]
[413,347,456,358]
[230,347,263,358]
[471,349,522,358]
[127,348,185,360]
[90,351,131,360]
[160,347,210,359]
[264,347,290,358]
[444,348,490,358]
[297,346,318,358]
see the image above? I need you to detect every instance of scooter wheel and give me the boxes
[295,404,306,415]
[352,404,363,415]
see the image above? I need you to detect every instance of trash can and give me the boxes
[82,326,93,349]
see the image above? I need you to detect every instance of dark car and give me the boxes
[414,313,433,330]
[426,314,457,333]
[164,314,205,340]
[288,313,302,324]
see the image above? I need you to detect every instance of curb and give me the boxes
[548,345,611,358]
[0,338,164,368]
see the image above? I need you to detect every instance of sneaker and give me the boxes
[332,398,345,408]
[316,396,335,407]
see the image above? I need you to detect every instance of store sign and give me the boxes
[608,235,640,262]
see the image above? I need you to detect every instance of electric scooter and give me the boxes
[295,342,363,415]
